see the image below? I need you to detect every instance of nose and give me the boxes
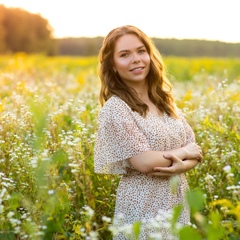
[132,53,140,63]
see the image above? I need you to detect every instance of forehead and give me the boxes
[114,34,144,52]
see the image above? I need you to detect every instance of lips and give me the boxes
[130,67,144,72]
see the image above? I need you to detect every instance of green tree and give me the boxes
[0,5,6,52]
[0,4,56,55]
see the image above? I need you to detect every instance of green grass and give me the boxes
[0,54,239,239]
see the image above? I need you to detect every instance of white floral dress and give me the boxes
[94,96,195,239]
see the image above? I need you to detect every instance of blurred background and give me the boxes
[0,0,240,57]
[0,1,240,239]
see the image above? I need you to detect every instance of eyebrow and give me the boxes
[117,45,146,54]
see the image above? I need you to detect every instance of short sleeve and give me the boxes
[94,97,151,174]
[177,108,195,143]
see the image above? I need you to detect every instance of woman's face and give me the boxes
[113,34,150,88]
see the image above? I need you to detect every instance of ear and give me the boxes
[113,67,116,73]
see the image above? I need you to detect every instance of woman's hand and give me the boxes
[129,142,202,174]
[183,142,203,162]
[148,153,198,177]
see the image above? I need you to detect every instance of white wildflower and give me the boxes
[204,174,214,181]
[30,157,38,168]
[48,190,54,195]
[108,225,119,236]
[149,232,163,239]
[41,149,49,157]
[89,231,98,239]
[0,205,4,214]
[21,213,27,219]
[13,226,20,233]
[102,216,111,223]
[7,211,14,218]
[68,163,79,168]
[119,224,132,235]
[83,206,94,217]
[223,165,231,173]
[0,187,7,198]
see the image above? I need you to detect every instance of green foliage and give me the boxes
[0,54,239,239]
[179,226,202,240]
[1,3,239,58]
[153,38,240,57]
[0,5,56,55]
[133,222,142,239]
[165,57,240,82]
[186,189,205,214]
[57,37,240,57]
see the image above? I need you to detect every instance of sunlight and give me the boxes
[0,0,239,42]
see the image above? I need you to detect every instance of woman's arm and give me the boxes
[129,142,202,173]
[148,154,199,177]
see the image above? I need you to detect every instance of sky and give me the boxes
[0,0,240,43]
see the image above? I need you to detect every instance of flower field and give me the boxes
[0,53,239,239]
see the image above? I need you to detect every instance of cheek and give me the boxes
[144,55,151,65]
[115,59,129,71]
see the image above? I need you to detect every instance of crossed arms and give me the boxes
[128,142,203,177]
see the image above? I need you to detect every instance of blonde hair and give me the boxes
[98,25,178,118]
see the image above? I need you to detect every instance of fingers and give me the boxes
[197,155,203,162]
[197,144,203,162]
[198,146,202,153]
[153,166,175,173]
[197,146,203,162]
[185,143,203,163]
[148,172,176,177]
[163,153,181,162]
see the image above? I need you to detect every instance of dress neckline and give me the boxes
[147,111,166,120]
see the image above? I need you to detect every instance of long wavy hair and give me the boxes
[98,25,178,118]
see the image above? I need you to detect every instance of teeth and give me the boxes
[132,67,142,71]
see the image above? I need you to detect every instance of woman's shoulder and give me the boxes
[175,106,185,119]
[102,95,130,112]
[99,96,132,119]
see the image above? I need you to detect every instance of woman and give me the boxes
[94,25,202,239]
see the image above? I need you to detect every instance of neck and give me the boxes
[129,82,149,100]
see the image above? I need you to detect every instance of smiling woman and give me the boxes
[112,34,151,90]
[94,25,202,239]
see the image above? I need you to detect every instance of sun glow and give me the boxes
[0,0,239,43]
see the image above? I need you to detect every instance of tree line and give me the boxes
[0,4,240,57]
[57,37,240,57]
[0,5,56,55]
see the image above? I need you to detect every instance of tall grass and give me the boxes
[0,54,239,239]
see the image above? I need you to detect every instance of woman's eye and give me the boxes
[139,49,146,54]
[120,53,129,57]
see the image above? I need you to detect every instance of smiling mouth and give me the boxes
[130,67,144,71]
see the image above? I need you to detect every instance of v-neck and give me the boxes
[147,111,166,120]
